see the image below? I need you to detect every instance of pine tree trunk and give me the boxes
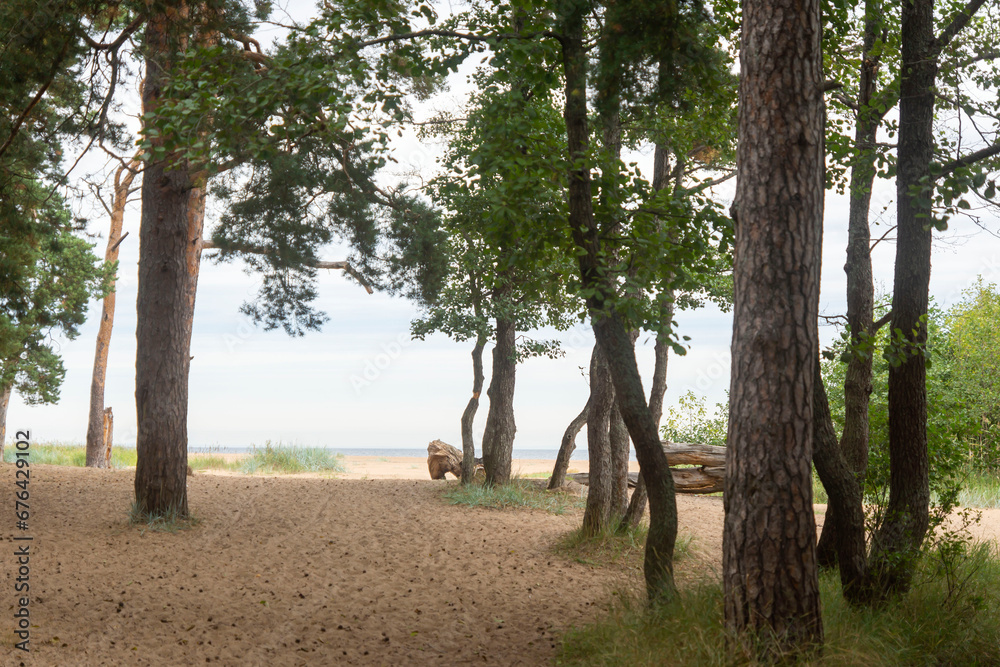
[0,382,10,460]
[609,402,630,520]
[583,344,615,536]
[549,398,589,490]
[868,0,936,595]
[134,3,206,517]
[86,157,140,468]
[723,0,825,651]
[482,317,516,486]
[816,0,881,567]
[460,334,486,484]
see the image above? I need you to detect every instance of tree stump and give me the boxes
[102,407,114,466]
[427,440,463,480]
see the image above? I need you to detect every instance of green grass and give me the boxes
[558,542,1000,666]
[2,442,138,467]
[127,502,200,533]
[556,524,693,568]
[2,441,347,476]
[442,477,585,515]
[236,441,346,475]
[957,468,1000,508]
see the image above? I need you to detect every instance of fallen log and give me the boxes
[569,442,726,495]
[427,440,463,480]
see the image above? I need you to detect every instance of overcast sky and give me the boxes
[6,4,999,452]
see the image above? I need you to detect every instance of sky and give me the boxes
[5,4,1000,453]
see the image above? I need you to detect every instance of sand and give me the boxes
[1,456,998,666]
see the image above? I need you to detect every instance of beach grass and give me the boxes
[236,441,346,475]
[443,477,585,515]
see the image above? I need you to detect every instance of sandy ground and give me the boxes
[1,457,998,666]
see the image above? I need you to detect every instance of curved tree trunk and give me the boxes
[481,317,516,486]
[816,0,881,567]
[812,356,871,604]
[868,0,936,595]
[86,156,140,468]
[549,397,589,490]
[557,0,678,602]
[609,402,630,520]
[583,344,615,536]
[134,3,207,517]
[723,0,825,651]
[460,334,487,484]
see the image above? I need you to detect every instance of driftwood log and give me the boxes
[427,440,463,480]
[571,442,726,495]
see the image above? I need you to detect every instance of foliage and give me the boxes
[943,277,1000,470]
[660,391,728,447]
[557,544,1000,666]
[0,206,111,403]
[442,478,584,515]
[822,300,968,525]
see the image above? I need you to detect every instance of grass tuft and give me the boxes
[237,441,346,475]
[2,442,138,468]
[556,524,692,569]
[558,542,1000,666]
[443,478,585,515]
[127,502,200,533]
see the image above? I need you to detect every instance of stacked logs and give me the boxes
[572,442,725,494]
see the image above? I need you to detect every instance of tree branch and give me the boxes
[937,141,1000,178]
[80,16,144,51]
[931,0,989,59]
[201,239,374,294]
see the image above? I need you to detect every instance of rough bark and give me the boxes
[549,398,589,489]
[609,402,630,519]
[583,344,615,536]
[557,0,678,601]
[0,383,10,459]
[812,356,871,604]
[427,439,463,479]
[868,0,936,595]
[816,0,882,567]
[460,334,487,485]
[481,317,516,486]
[86,156,140,468]
[134,3,206,517]
[102,407,114,464]
[723,0,825,651]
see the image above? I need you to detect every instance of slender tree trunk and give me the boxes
[816,0,882,567]
[134,3,206,517]
[460,334,486,484]
[868,0,936,595]
[622,142,675,530]
[609,401,630,519]
[723,0,825,651]
[812,356,872,604]
[86,156,140,468]
[557,0,678,602]
[583,344,615,536]
[549,398,589,489]
[481,317,516,486]
[0,382,10,460]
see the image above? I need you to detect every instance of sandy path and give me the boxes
[2,461,997,666]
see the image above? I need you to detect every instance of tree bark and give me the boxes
[868,0,936,595]
[816,0,882,567]
[0,382,10,460]
[811,356,872,604]
[609,401,630,520]
[481,317,516,486]
[583,343,615,536]
[557,0,678,602]
[723,0,825,651]
[549,397,589,489]
[134,2,206,518]
[460,334,486,484]
[86,156,140,468]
